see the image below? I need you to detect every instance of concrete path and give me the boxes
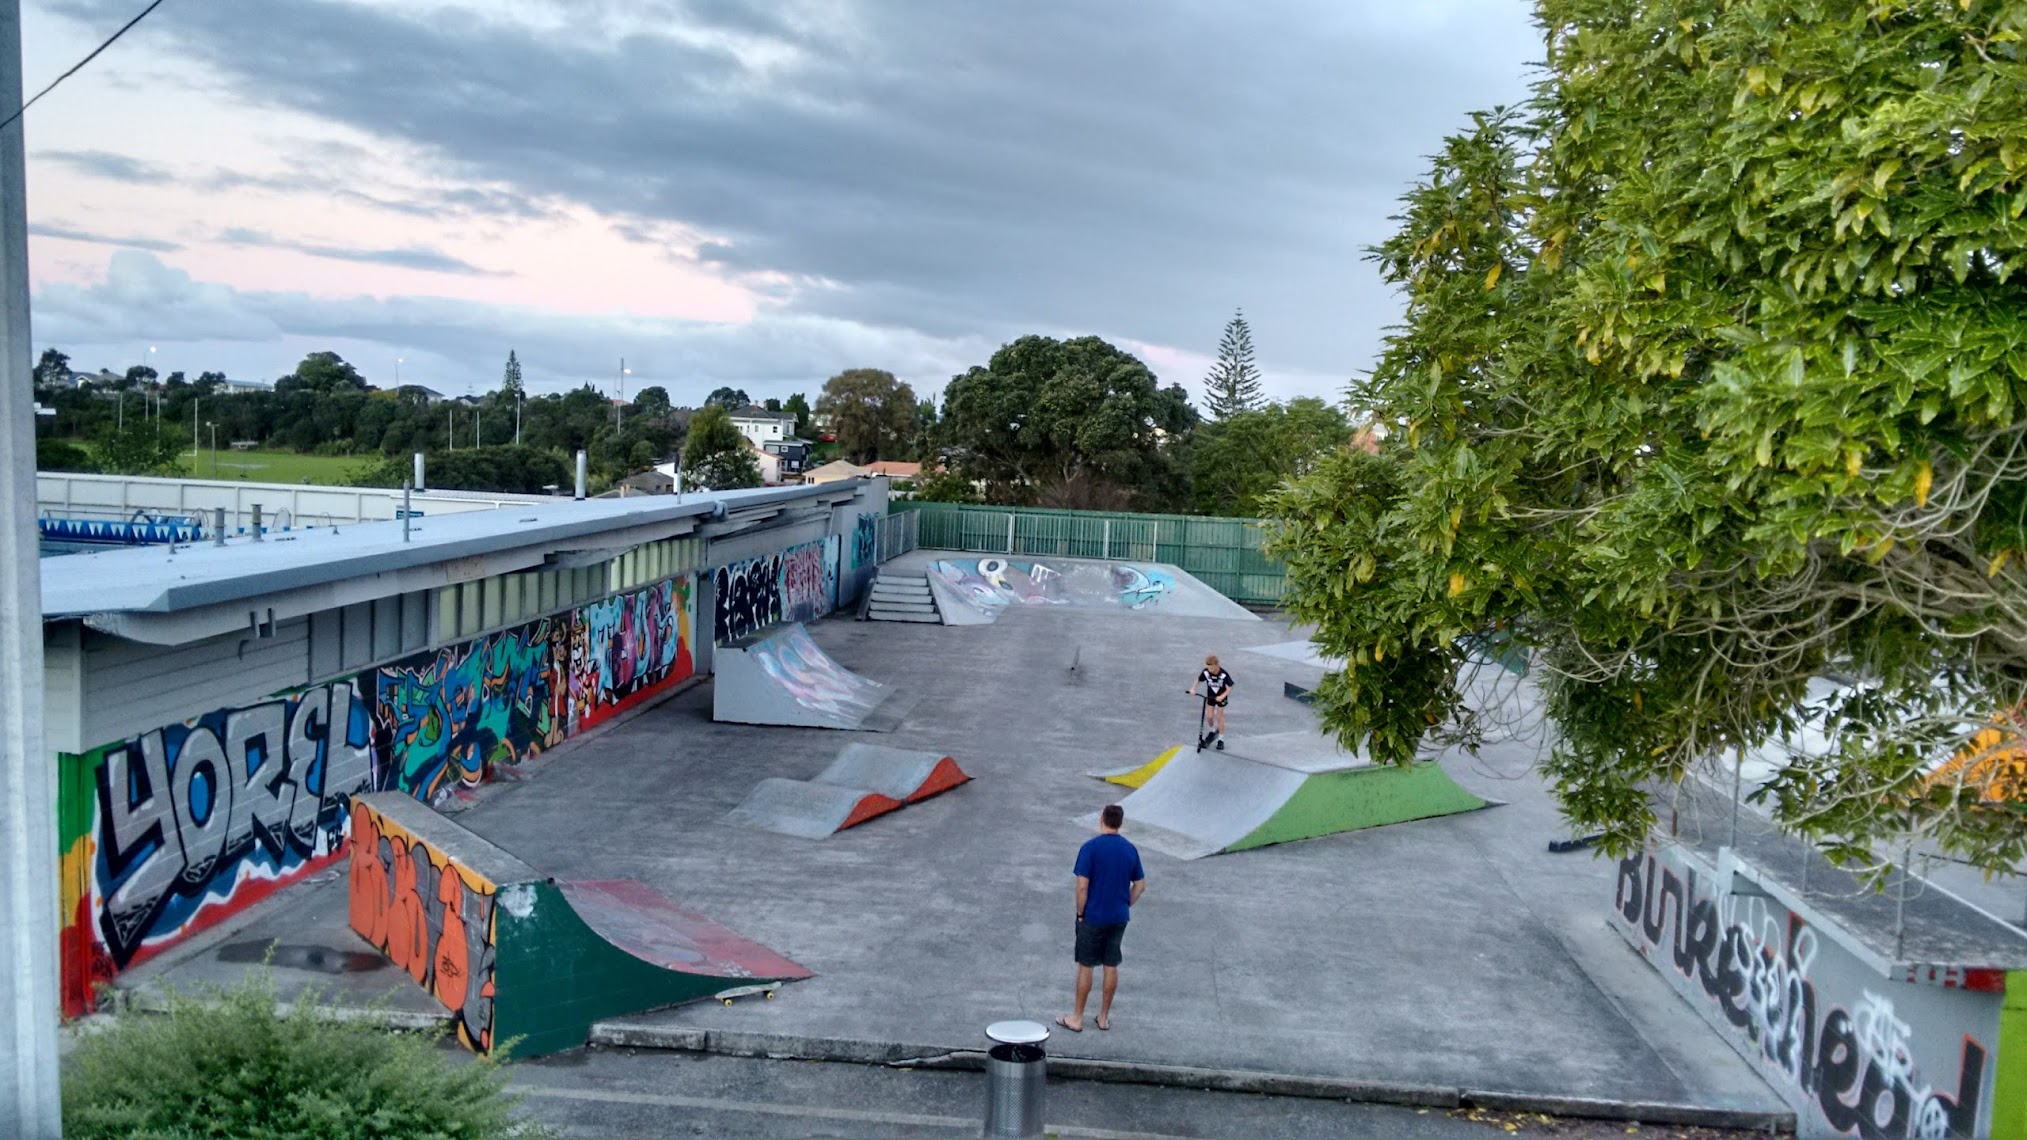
[121,602,1786,1123]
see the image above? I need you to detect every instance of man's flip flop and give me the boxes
[1053,1015,1083,1033]
[1095,1017,1110,1031]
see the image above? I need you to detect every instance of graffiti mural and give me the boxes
[929,558,1177,623]
[716,539,838,643]
[779,537,839,626]
[751,624,887,722]
[715,554,781,644]
[852,513,878,570]
[576,576,693,731]
[378,577,694,800]
[348,800,497,1051]
[62,680,377,1013]
[1614,846,1996,1138]
[57,575,697,1012]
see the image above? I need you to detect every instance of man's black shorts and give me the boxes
[1075,919,1127,967]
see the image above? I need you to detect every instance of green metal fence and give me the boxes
[897,502,1286,605]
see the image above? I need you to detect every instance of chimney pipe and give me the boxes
[251,503,263,541]
[212,506,225,546]
[574,450,588,500]
[412,451,426,492]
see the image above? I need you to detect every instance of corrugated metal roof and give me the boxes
[41,483,842,618]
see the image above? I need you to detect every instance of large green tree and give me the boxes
[683,404,761,490]
[816,368,917,463]
[1191,397,1351,516]
[941,335,1196,508]
[1203,310,1264,421]
[1266,0,2027,874]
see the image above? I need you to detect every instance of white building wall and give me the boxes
[77,619,311,752]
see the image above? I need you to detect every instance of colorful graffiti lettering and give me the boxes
[852,514,877,569]
[379,577,695,800]
[61,575,696,1013]
[348,800,497,1051]
[716,540,838,643]
[575,576,693,730]
[81,680,375,1006]
[1615,851,1989,1138]
[779,538,838,626]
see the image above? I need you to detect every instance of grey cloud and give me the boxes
[213,226,508,276]
[202,166,558,223]
[35,148,171,183]
[66,0,1540,383]
[34,250,984,399]
[29,221,181,252]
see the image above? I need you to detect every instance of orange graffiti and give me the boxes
[346,798,499,1052]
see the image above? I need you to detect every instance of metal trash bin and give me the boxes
[982,1019,1049,1139]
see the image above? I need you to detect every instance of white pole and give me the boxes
[0,0,61,1130]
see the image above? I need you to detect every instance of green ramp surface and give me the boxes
[1228,761,1490,852]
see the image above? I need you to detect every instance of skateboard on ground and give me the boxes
[714,982,780,1006]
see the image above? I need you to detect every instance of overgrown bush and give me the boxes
[64,975,545,1140]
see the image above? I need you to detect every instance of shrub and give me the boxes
[63,974,546,1140]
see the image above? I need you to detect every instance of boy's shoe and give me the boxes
[1215,739,1225,751]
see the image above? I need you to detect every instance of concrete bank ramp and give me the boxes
[728,745,972,839]
[712,623,916,731]
[348,793,811,1057]
[1086,731,1492,859]
[926,556,1257,624]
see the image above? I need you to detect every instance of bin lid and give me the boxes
[985,1019,1050,1046]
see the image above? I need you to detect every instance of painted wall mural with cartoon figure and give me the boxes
[851,513,877,570]
[56,574,695,1014]
[57,680,378,1016]
[715,539,838,644]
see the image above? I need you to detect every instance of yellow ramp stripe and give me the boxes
[1102,745,1181,789]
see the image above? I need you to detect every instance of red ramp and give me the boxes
[727,745,971,838]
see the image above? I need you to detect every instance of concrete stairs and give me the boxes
[863,572,942,624]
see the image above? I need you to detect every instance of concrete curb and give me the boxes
[585,1020,1796,1131]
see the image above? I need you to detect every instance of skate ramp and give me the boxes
[926,557,1257,624]
[349,794,811,1057]
[1085,734,1492,859]
[713,623,916,731]
[1090,744,1182,789]
[728,744,972,839]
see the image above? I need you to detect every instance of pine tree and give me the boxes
[1203,310,1264,420]
[502,350,524,398]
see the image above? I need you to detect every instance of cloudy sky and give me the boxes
[24,0,1541,407]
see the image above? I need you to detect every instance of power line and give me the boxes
[1,0,170,133]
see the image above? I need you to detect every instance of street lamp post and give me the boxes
[396,355,403,386]
[191,397,199,458]
[207,422,217,479]
[515,390,523,446]
[616,359,629,432]
[148,345,158,426]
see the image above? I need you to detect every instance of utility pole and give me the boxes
[515,390,522,446]
[191,396,199,457]
[616,358,627,432]
[0,0,63,1132]
[447,406,454,451]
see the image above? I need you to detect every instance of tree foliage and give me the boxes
[941,335,1196,508]
[1265,0,2027,874]
[356,445,570,495]
[705,386,751,410]
[784,392,812,438]
[93,421,187,477]
[816,368,918,463]
[683,404,761,490]
[34,346,70,388]
[1203,309,1264,421]
[1191,398,1353,516]
[502,350,523,398]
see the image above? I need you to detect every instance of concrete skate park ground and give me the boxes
[125,594,1788,1123]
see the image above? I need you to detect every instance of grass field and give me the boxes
[181,449,375,486]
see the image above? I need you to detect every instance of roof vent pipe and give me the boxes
[574,450,587,501]
[412,451,426,493]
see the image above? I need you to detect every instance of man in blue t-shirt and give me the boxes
[1057,803,1145,1033]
